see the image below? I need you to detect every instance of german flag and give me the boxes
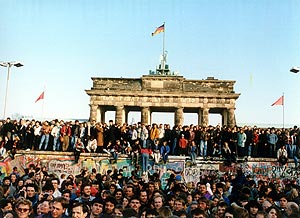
[152,24,165,36]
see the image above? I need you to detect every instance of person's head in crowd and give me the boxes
[140,207,148,218]
[197,182,208,196]
[245,200,262,218]
[256,211,268,218]
[15,198,33,218]
[80,183,92,198]
[186,193,193,205]
[198,196,210,212]
[176,210,188,218]
[36,201,43,216]
[192,191,201,202]
[10,173,18,184]
[38,199,51,215]
[278,192,289,210]
[89,198,104,217]
[147,182,155,194]
[71,202,90,218]
[3,176,11,185]
[217,201,228,218]
[191,208,207,218]
[139,189,148,205]
[153,195,164,211]
[104,196,117,215]
[122,197,130,209]
[238,193,249,207]
[266,206,281,218]
[145,208,159,218]
[114,189,124,203]
[173,197,186,213]
[129,197,141,213]
[125,185,135,199]
[224,206,235,218]
[266,191,277,204]
[42,181,55,197]
[257,193,267,205]
[286,201,299,216]
[123,207,137,218]
[26,183,38,199]
[215,182,226,195]
[61,189,71,202]
[157,206,172,218]
[51,197,68,218]
[0,199,13,214]
[109,183,117,195]
[114,204,123,218]
[189,201,199,212]
[234,206,249,218]
[100,189,111,200]
[211,196,220,208]
[3,210,17,218]
[262,200,272,212]
[51,178,60,191]
[167,194,176,210]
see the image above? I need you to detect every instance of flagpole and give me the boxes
[162,22,165,74]
[42,86,45,120]
[282,92,285,129]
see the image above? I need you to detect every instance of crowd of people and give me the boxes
[0,155,300,218]
[1,118,300,217]
[1,117,300,168]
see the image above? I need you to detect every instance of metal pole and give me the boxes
[3,64,11,119]
[162,22,166,74]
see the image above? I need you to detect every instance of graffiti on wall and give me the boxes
[1,153,298,186]
[184,163,220,185]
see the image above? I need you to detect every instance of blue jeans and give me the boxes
[39,134,49,150]
[171,138,177,155]
[110,151,118,160]
[141,153,149,172]
[191,152,196,163]
[71,136,78,149]
[200,140,207,157]
[53,136,60,151]
[288,144,297,159]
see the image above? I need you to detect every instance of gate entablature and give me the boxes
[86,75,240,127]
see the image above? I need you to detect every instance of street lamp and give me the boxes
[0,61,24,119]
[290,67,300,74]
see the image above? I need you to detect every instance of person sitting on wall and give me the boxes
[108,139,122,164]
[277,144,288,166]
[160,140,170,164]
[222,142,236,166]
[74,138,85,164]
[86,135,97,153]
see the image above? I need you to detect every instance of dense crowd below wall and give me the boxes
[1,118,300,217]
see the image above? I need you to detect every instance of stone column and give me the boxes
[115,106,125,125]
[228,108,236,128]
[89,104,98,122]
[141,107,150,125]
[202,107,209,127]
[174,107,184,126]
[99,106,106,124]
[222,108,228,127]
[198,108,202,126]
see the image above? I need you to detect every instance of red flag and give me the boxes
[35,91,44,103]
[152,24,165,36]
[271,96,284,106]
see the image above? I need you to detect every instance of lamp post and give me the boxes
[0,61,24,119]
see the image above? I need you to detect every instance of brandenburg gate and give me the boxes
[86,75,240,127]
